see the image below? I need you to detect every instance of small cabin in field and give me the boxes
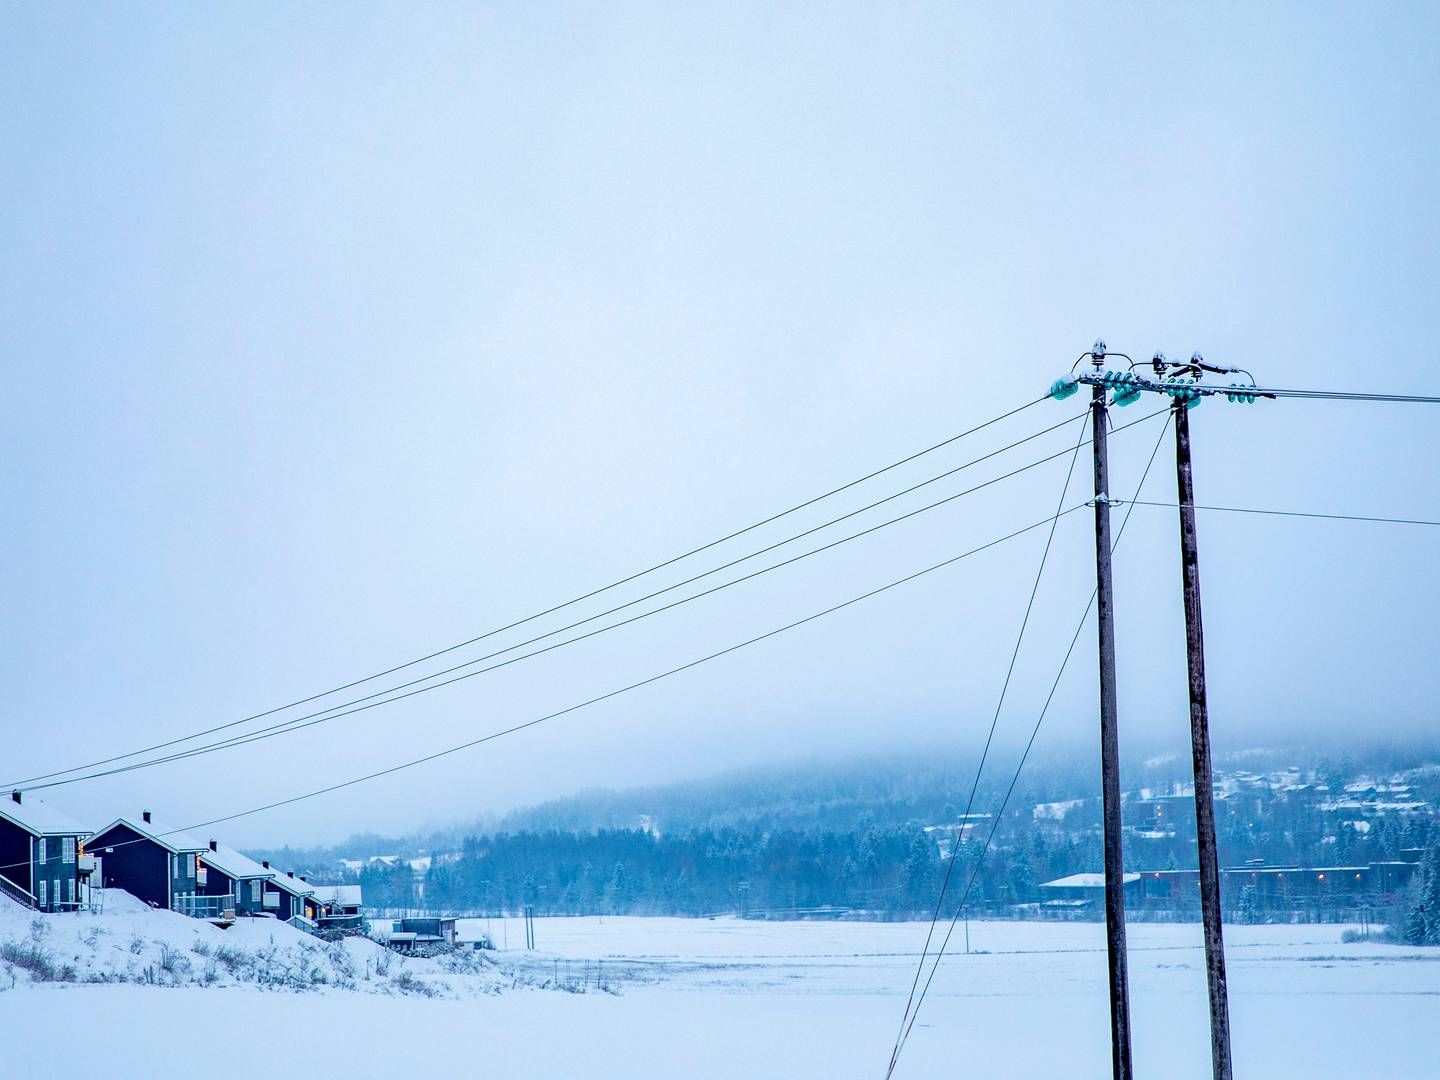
[0,792,92,912]
[198,840,275,917]
[87,811,208,914]
[1037,872,1142,915]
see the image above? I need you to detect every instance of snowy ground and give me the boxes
[4,909,1437,1078]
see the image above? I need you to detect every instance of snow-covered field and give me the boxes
[4,905,1438,1078]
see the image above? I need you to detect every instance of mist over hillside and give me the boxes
[254,735,1440,869]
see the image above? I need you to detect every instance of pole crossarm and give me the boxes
[1051,369,1440,407]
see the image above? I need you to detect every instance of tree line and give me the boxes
[360,820,1101,916]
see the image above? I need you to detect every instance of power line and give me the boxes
[9,397,1052,790]
[18,412,1170,793]
[1239,387,1440,404]
[1116,501,1440,528]
[887,417,1172,1077]
[0,502,1093,877]
[885,415,1088,1079]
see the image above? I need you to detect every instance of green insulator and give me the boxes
[1113,387,1141,407]
[1049,376,1079,401]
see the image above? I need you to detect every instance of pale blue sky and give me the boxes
[3,4,1437,844]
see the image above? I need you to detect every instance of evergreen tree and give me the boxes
[1402,839,1440,945]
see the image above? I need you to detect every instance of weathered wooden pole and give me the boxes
[1172,399,1234,1080]
[1091,381,1135,1080]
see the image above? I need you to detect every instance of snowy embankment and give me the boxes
[0,891,507,997]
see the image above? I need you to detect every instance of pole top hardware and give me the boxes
[1052,344,1269,408]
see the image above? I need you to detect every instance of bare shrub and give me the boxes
[391,970,437,997]
[157,943,190,978]
[0,939,58,982]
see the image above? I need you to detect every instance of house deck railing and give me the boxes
[0,874,37,910]
[286,913,319,935]
[174,893,235,920]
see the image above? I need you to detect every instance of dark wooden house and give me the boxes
[258,863,319,928]
[0,791,91,912]
[309,883,364,933]
[198,840,275,917]
[86,811,208,914]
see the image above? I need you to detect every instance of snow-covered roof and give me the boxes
[200,842,275,881]
[1040,873,1141,889]
[264,870,316,898]
[89,815,207,854]
[308,884,362,907]
[0,793,89,837]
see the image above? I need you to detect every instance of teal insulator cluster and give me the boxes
[1049,375,1079,401]
[1113,386,1142,407]
[1162,377,1203,409]
[1225,384,1258,404]
[1097,370,1143,406]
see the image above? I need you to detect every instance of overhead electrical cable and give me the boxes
[1216,386,1440,405]
[885,414,1088,1079]
[9,396,1053,790]
[0,500,1094,877]
[1117,501,1440,528]
[17,411,1171,793]
[887,418,1172,1077]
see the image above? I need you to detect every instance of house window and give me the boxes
[62,838,75,864]
[66,878,74,905]
[37,880,46,907]
[250,880,261,903]
[37,838,46,863]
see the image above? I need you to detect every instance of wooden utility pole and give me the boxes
[1173,400,1234,1080]
[1091,381,1134,1080]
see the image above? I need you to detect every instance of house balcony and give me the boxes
[174,893,235,923]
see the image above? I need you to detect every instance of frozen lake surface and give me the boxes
[6,915,1438,1077]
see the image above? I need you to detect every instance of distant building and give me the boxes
[309,883,365,934]
[1138,861,1417,912]
[385,916,458,951]
[87,811,207,914]
[0,792,92,912]
[1038,873,1142,915]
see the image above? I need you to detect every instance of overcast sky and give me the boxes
[2,4,1437,846]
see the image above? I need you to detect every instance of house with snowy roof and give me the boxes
[198,840,275,917]
[258,864,320,929]
[86,811,209,916]
[308,882,365,933]
[0,791,92,912]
